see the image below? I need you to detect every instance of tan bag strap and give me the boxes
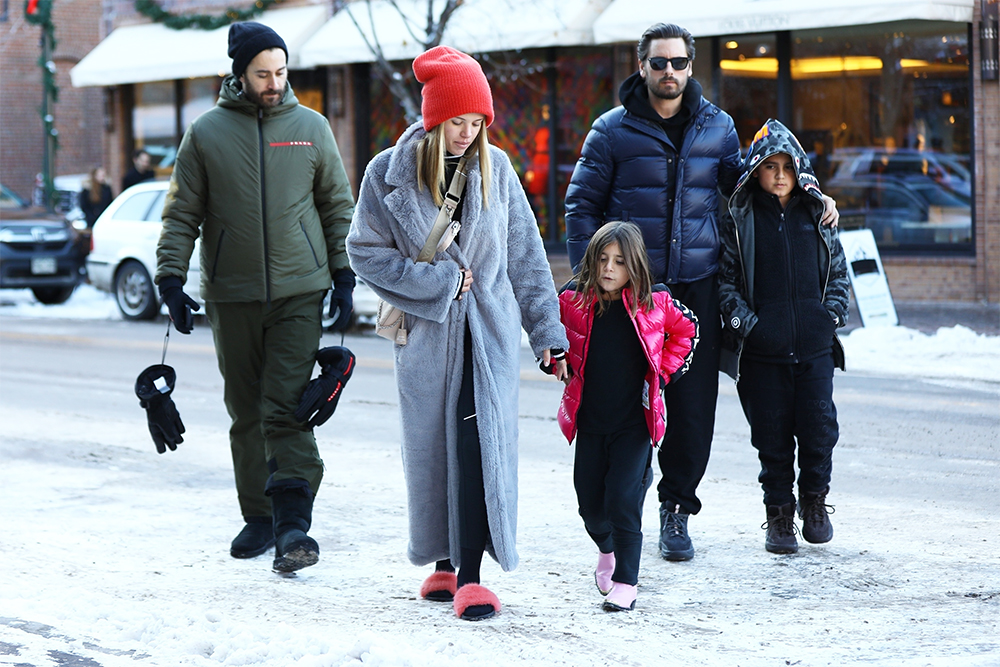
[416,154,469,263]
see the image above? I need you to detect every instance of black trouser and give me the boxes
[736,352,839,507]
[457,321,489,553]
[656,275,721,514]
[574,423,653,586]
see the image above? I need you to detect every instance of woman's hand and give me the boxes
[542,348,570,383]
[457,267,474,300]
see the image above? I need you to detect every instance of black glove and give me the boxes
[328,268,356,332]
[158,276,200,334]
[295,346,356,428]
[135,364,185,454]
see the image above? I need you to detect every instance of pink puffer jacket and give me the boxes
[557,287,698,444]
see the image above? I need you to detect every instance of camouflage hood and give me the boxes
[732,118,824,208]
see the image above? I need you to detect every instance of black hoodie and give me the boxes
[618,71,703,153]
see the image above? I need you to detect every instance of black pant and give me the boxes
[736,352,839,507]
[457,321,489,552]
[575,423,653,586]
[656,275,721,513]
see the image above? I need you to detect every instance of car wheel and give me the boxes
[32,285,76,305]
[115,260,159,321]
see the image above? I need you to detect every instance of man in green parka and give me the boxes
[155,22,356,573]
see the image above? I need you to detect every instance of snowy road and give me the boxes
[0,294,998,666]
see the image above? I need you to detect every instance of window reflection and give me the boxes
[792,21,971,251]
[132,81,176,174]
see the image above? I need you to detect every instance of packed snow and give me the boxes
[1,285,998,667]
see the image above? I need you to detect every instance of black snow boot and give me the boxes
[230,516,276,559]
[763,503,799,554]
[799,488,835,544]
[270,486,319,573]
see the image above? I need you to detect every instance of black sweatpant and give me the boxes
[736,352,839,507]
[574,423,653,586]
[656,275,721,513]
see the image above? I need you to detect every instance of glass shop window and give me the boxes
[791,21,971,253]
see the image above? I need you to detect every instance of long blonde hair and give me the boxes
[416,123,492,207]
[573,221,655,317]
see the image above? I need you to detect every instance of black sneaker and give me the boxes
[763,503,799,554]
[659,503,694,561]
[799,490,835,544]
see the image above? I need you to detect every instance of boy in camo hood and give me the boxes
[717,118,849,555]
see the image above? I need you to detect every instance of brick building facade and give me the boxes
[5,1,996,305]
[0,0,105,202]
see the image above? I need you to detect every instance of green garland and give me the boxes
[134,0,285,31]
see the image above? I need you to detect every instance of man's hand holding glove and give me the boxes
[135,364,185,454]
[328,268,356,332]
[158,276,200,334]
[295,346,356,428]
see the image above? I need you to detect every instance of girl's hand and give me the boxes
[542,349,570,383]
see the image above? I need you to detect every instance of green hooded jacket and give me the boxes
[156,76,355,302]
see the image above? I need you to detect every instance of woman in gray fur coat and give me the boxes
[346,46,569,621]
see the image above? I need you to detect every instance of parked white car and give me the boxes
[87,180,377,326]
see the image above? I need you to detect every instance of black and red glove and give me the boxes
[295,346,356,428]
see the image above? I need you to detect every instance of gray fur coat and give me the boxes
[346,123,568,571]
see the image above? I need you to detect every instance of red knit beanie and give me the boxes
[412,46,494,131]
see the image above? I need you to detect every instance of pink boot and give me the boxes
[602,583,637,612]
[595,551,615,596]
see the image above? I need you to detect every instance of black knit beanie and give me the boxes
[228,22,288,78]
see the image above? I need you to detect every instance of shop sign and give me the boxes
[840,229,898,328]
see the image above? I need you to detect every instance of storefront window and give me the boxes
[132,81,176,173]
[792,21,971,252]
[718,33,778,146]
[182,77,222,130]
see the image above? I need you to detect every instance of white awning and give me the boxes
[70,5,328,88]
[592,0,974,45]
[299,0,611,66]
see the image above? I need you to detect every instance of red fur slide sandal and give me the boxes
[453,583,501,621]
[420,571,458,602]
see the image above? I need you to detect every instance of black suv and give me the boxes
[0,186,89,304]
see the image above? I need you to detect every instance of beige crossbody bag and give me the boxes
[375,155,469,345]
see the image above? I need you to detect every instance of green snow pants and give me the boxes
[206,291,325,520]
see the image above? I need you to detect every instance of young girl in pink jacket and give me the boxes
[555,221,698,611]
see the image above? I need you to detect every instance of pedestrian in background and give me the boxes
[121,149,155,192]
[80,166,112,229]
[347,46,569,621]
[565,23,839,563]
[717,119,849,554]
[155,21,356,573]
[555,221,698,612]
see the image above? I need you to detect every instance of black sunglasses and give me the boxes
[648,56,691,71]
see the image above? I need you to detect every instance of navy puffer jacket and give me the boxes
[565,74,741,284]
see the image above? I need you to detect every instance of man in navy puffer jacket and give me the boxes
[565,23,837,563]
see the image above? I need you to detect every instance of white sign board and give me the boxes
[840,229,898,327]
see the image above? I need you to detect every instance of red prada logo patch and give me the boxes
[269,141,313,147]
